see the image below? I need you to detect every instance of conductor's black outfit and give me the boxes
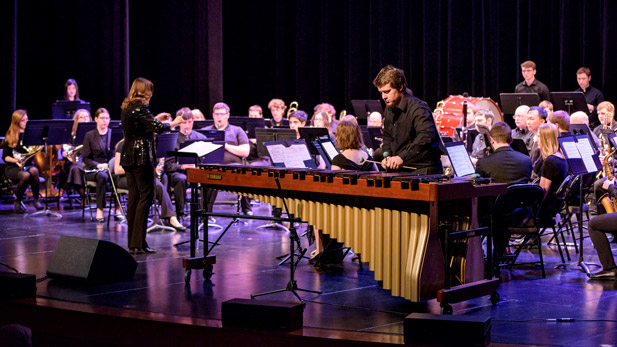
[120,103,170,251]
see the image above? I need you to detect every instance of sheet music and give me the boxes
[178,141,222,157]
[447,144,475,177]
[266,143,313,168]
[321,140,339,160]
[576,137,598,173]
[561,142,581,159]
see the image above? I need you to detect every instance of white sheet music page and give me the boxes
[576,137,598,173]
[561,142,581,159]
[448,144,475,177]
[287,143,313,168]
[178,141,222,157]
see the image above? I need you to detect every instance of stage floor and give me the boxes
[1,193,617,346]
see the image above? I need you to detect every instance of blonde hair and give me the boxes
[538,123,560,159]
[121,77,153,110]
[72,109,92,136]
[267,99,286,110]
[4,110,27,147]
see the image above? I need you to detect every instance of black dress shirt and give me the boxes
[382,93,442,171]
[82,129,112,170]
[515,79,550,102]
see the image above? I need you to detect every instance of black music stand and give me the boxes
[255,128,297,157]
[557,135,601,274]
[147,132,179,233]
[193,120,214,129]
[251,173,322,302]
[73,122,97,146]
[24,120,73,218]
[551,92,589,115]
[499,93,540,114]
[52,101,91,120]
[244,118,266,138]
[195,129,225,142]
[298,127,329,156]
[351,99,383,124]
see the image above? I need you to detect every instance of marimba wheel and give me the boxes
[440,303,453,315]
[204,265,214,279]
[490,291,500,306]
[184,269,191,283]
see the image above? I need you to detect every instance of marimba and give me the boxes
[184,165,506,305]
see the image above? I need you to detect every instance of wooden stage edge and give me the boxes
[0,297,408,346]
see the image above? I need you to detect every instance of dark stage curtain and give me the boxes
[1,1,615,134]
[223,0,617,118]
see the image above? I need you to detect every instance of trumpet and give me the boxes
[13,146,43,168]
[287,101,298,118]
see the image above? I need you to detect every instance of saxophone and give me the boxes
[599,149,617,213]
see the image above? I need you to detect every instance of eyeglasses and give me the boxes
[213,112,228,117]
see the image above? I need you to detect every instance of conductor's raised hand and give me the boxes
[155,112,172,123]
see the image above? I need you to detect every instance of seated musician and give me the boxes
[204,102,252,214]
[511,105,534,153]
[59,108,92,200]
[82,109,114,222]
[547,110,571,136]
[367,112,383,128]
[470,109,494,164]
[373,65,443,174]
[476,122,532,185]
[314,103,338,133]
[248,105,262,118]
[526,106,548,180]
[268,99,288,127]
[587,179,617,280]
[2,110,43,213]
[592,101,617,138]
[114,139,185,231]
[191,108,205,121]
[164,107,208,220]
[289,110,308,139]
[539,100,553,116]
[246,105,270,166]
[311,121,378,264]
[311,111,333,137]
[536,123,569,218]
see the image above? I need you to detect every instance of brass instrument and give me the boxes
[339,110,346,121]
[62,144,83,163]
[286,101,298,118]
[13,146,43,168]
[599,149,617,213]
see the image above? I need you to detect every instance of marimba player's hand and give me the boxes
[384,156,403,169]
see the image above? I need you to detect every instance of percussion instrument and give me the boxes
[434,95,504,137]
[185,165,506,303]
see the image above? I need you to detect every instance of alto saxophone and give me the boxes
[599,149,617,213]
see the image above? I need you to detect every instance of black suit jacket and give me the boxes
[476,146,532,185]
[82,129,112,170]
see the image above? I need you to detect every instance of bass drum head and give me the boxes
[434,95,504,137]
[476,98,504,123]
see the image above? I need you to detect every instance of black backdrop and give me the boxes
[1,0,616,135]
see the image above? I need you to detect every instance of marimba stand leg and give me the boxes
[251,221,321,302]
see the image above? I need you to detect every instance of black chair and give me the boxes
[494,184,545,277]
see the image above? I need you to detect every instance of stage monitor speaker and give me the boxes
[222,298,303,331]
[404,313,491,347]
[46,236,137,284]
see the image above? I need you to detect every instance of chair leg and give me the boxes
[536,233,546,278]
[551,226,566,264]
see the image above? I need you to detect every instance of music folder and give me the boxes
[558,134,601,175]
[264,139,316,169]
[170,140,224,165]
[444,141,476,178]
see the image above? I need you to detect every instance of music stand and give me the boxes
[195,129,225,141]
[550,92,589,115]
[193,120,214,129]
[351,99,383,123]
[52,101,91,120]
[73,122,97,146]
[510,139,529,156]
[23,120,73,218]
[255,128,297,158]
[147,132,179,233]
[298,127,329,156]
[558,134,601,274]
[570,124,599,154]
[499,93,540,114]
[244,118,266,138]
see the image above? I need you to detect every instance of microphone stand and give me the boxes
[251,173,321,302]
